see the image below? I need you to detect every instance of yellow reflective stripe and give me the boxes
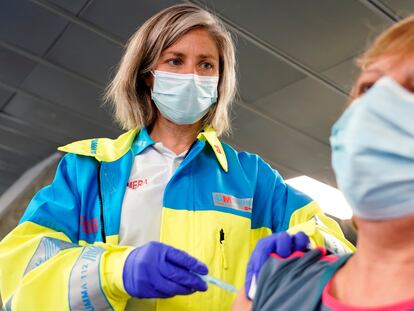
[58,129,139,162]
[197,127,228,172]
[288,201,356,252]
[69,246,113,311]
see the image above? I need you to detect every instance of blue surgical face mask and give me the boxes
[330,76,414,220]
[150,70,219,125]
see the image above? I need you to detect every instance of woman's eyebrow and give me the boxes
[162,51,185,58]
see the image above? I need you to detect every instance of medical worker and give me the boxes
[0,4,352,311]
[233,15,414,311]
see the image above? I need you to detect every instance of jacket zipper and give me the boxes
[219,228,228,270]
[97,161,106,243]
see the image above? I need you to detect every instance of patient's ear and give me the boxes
[231,289,253,311]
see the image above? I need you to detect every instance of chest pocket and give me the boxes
[199,211,252,286]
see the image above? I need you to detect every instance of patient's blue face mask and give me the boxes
[151,70,219,125]
[330,76,414,220]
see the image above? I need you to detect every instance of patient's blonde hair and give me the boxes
[358,16,414,69]
[105,4,236,136]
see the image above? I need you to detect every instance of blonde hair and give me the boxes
[358,16,414,69]
[105,4,236,137]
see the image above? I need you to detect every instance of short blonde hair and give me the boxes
[358,16,414,69]
[105,4,236,137]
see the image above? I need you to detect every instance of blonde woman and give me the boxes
[233,15,414,311]
[0,4,352,311]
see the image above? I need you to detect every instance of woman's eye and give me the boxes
[167,58,182,66]
[200,62,213,70]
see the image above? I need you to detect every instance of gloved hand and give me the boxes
[245,231,309,300]
[123,241,208,298]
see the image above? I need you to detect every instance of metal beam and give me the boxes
[358,0,401,22]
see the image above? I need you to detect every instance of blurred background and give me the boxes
[0,0,413,252]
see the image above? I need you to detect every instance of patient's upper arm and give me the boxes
[232,289,252,311]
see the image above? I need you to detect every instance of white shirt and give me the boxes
[119,142,186,311]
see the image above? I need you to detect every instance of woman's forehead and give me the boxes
[162,29,219,57]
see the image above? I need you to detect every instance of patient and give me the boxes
[233,15,414,311]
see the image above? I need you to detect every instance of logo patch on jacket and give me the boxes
[212,192,253,213]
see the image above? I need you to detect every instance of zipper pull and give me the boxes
[219,228,225,244]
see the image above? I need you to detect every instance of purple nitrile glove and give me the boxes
[123,241,208,299]
[245,231,309,300]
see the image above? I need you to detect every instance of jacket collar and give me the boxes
[57,127,228,172]
[57,128,139,162]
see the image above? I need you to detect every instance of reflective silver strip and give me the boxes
[212,192,253,213]
[24,237,78,276]
[69,246,113,311]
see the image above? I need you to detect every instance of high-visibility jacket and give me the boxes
[0,127,354,311]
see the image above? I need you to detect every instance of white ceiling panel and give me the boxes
[236,36,305,102]
[231,101,332,178]
[0,0,69,55]
[0,46,37,86]
[81,0,182,41]
[200,0,390,71]
[46,24,123,85]
[253,77,346,144]
[322,57,360,94]
[4,93,120,142]
[0,157,26,177]
[0,126,55,159]
[20,64,115,126]
[0,113,71,145]
[0,145,35,170]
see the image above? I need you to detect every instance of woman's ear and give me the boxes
[144,72,154,88]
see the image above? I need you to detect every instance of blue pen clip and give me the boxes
[194,273,238,293]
